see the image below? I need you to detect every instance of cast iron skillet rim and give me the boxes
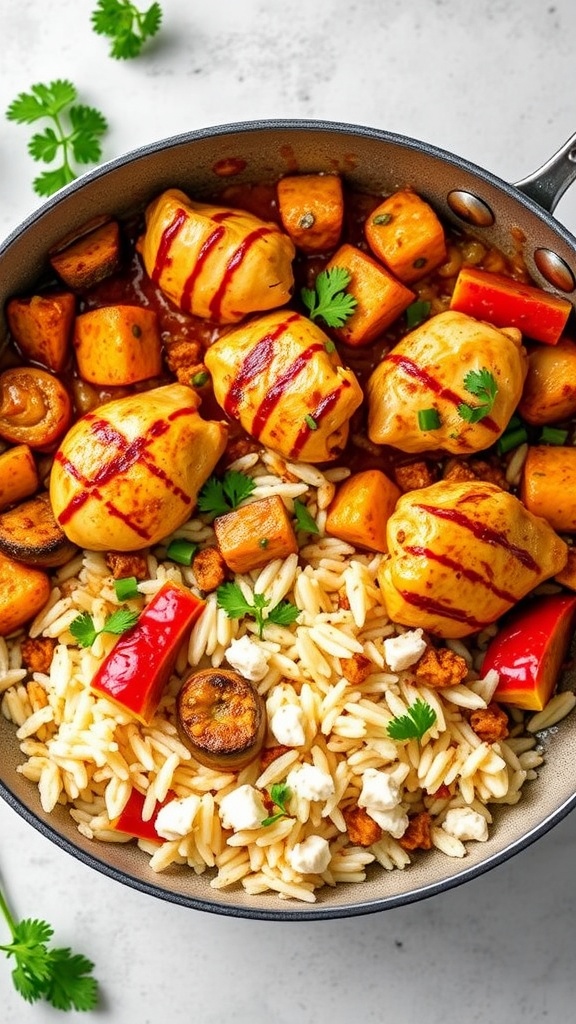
[2,116,576,920]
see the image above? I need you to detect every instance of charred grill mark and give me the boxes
[396,589,487,630]
[223,313,300,418]
[151,207,188,283]
[180,225,226,313]
[403,545,518,604]
[208,226,276,320]
[415,503,540,572]
[250,342,325,438]
[387,353,499,433]
[289,380,351,458]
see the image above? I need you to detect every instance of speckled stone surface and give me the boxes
[1,2,576,1021]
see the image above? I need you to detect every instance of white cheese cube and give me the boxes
[270,703,306,747]
[358,768,401,812]
[225,634,271,682]
[219,784,267,831]
[441,807,489,842]
[288,835,331,874]
[383,629,427,672]
[366,805,409,839]
[287,763,335,802]
[154,795,201,840]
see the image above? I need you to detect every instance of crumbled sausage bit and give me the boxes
[343,805,383,847]
[192,546,227,592]
[394,460,436,492]
[106,551,149,580]
[259,744,292,771]
[163,339,203,383]
[222,435,262,466]
[414,646,468,688]
[442,458,477,484]
[469,459,509,491]
[340,653,373,686]
[399,811,433,851]
[469,702,510,743]
[20,637,57,675]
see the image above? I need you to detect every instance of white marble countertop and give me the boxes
[1,1,576,1020]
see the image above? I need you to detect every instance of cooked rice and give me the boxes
[1,449,574,904]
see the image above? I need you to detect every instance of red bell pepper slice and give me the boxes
[481,593,576,711]
[110,788,173,843]
[91,581,205,723]
[449,266,572,345]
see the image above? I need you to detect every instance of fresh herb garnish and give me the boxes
[386,699,437,741]
[417,407,442,431]
[166,538,198,566]
[293,498,320,535]
[6,80,108,197]
[301,267,358,328]
[406,299,431,329]
[539,425,569,446]
[216,582,300,639]
[304,414,318,431]
[0,886,99,1011]
[70,608,139,648]
[197,469,256,521]
[457,367,498,424]
[91,0,163,59]
[113,576,139,601]
[261,782,292,827]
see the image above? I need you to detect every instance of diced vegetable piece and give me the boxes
[90,582,206,723]
[6,291,75,373]
[277,173,344,253]
[520,445,576,533]
[214,495,298,574]
[323,244,415,346]
[73,305,162,385]
[0,444,39,512]
[0,492,77,568]
[519,336,576,424]
[364,190,447,284]
[555,547,576,591]
[449,266,572,345]
[325,469,401,553]
[0,367,72,450]
[49,219,121,290]
[110,788,170,842]
[0,549,51,636]
[481,593,576,710]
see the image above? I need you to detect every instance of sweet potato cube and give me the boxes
[0,444,39,512]
[326,244,415,346]
[50,219,121,290]
[0,549,51,636]
[6,291,75,373]
[214,495,298,573]
[365,190,447,284]
[277,174,344,253]
[73,305,163,385]
[325,469,401,552]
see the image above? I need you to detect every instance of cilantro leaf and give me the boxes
[91,1,163,59]
[261,781,293,827]
[266,600,301,630]
[216,582,300,638]
[293,497,320,535]
[458,367,498,424]
[301,266,358,328]
[70,607,139,648]
[43,948,98,1012]
[386,699,437,741]
[197,469,256,521]
[5,79,108,196]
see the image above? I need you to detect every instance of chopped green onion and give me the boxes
[412,256,427,269]
[539,425,569,445]
[505,413,523,432]
[304,414,318,430]
[406,300,431,329]
[324,339,336,354]
[496,426,528,455]
[192,370,209,387]
[372,212,392,225]
[166,538,198,565]
[417,408,441,431]
[113,576,139,601]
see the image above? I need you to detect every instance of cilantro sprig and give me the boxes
[458,367,498,424]
[261,782,292,827]
[301,267,357,328]
[216,582,300,639]
[386,699,437,741]
[293,498,320,535]
[91,1,163,59]
[6,80,108,197]
[197,469,256,521]
[0,886,98,1011]
[70,607,139,648]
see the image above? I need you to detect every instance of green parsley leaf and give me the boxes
[216,582,300,639]
[91,1,163,59]
[0,889,99,1011]
[70,607,139,648]
[386,698,437,741]
[301,266,358,328]
[457,367,498,424]
[6,80,108,196]
[197,469,256,521]
[261,781,292,827]
[293,497,320,535]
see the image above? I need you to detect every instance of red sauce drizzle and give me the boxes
[404,545,518,604]
[224,313,300,418]
[250,343,324,438]
[415,502,540,572]
[289,381,351,459]
[180,225,226,313]
[208,226,275,320]
[397,589,486,631]
[387,353,499,433]
[151,208,188,283]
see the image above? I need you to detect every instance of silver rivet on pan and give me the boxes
[533,248,576,292]
[447,190,495,227]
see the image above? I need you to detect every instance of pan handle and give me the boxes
[514,132,576,213]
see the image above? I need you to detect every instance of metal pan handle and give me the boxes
[515,132,576,213]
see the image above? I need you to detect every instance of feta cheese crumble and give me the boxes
[219,784,267,831]
[383,628,427,672]
[270,703,306,747]
[288,835,331,874]
[366,805,409,839]
[287,763,335,802]
[358,768,401,812]
[441,807,489,842]
[225,634,271,682]
[154,795,201,840]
